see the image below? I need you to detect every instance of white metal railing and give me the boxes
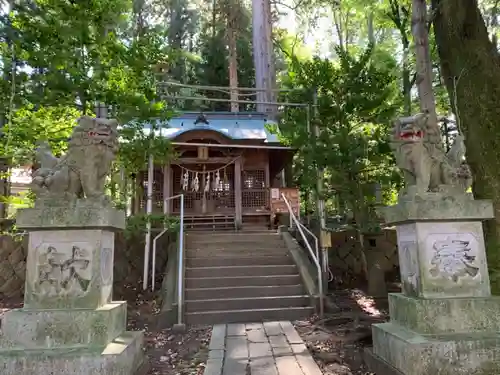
[151,194,185,292]
[287,215,318,262]
[146,194,185,326]
[281,193,324,318]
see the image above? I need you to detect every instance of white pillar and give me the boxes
[163,162,171,214]
[142,155,154,290]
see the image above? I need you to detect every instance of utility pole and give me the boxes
[251,0,276,117]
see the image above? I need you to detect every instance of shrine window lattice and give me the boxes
[242,169,268,210]
[139,169,164,210]
[138,166,269,213]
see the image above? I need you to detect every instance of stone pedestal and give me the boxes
[366,193,500,375]
[0,201,144,375]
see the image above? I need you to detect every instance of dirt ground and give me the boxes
[0,286,390,375]
[120,283,212,375]
[293,289,390,375]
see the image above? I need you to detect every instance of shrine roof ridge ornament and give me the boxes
[140,111,280,143]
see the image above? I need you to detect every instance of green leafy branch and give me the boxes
[125,214,180,240]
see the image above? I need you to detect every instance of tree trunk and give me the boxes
[412,0,438,124]
[167,0,185,81]
[0,158,9,219]
[367,12,375,45]
[227,0,239,112]
[388,0,412,115]
[402,38,412,115]
[432,0,500,292]
[252,0,275,115]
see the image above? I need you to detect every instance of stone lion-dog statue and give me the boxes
[32,116,119,203]
[391,112,472,196]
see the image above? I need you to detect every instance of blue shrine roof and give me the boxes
[142,112,280,143]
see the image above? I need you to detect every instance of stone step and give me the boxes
[185,264,298,278]
[185,295,310,312]
[185,306,315,325]
[185,255,294,268]
[185,274,302,288]
[239,227,274,233]
[186,230,277,237]
[185,248,289,258]
[185,284,304,300]
[186,234,283,245]
[186,244,288,253]
[186,243,287,252]
[186,230,276,236]
[184,223,236,231]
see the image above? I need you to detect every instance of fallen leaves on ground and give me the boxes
[120,283,212,375]
[143,325,211,375]
[293,289,389,375]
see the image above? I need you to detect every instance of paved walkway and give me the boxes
[203,321,323,375]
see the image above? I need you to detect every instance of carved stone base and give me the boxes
[371,322,500,375]
[380,193,493,224]
[378,198,494,299]
[0,302,127,349]
[0,331,144,375]
[24,229,115,309]
[16,200,125,230]
[364,347,404,375]
[368,294,500,374]
[0,302,144,374]
[367,197,500,374]
[3,206,144,374]
[395,220,491,299]
[388,293,500,334]
[398,185,471,202]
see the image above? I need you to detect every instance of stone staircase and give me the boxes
[184,231,314,325]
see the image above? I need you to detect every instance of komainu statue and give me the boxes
[391,112,472,197]
[31,116,119,203]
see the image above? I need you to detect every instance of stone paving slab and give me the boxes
[203,321,323,375]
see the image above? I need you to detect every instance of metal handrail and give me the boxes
[288,215,319,263]
[151,194,184,292]
[151,226,168,290]
[150,195,185,320]
[296,221,319,263]
[281,192,324,318]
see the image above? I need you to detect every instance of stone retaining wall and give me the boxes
[0,234,27,298]
[328,228,399,289]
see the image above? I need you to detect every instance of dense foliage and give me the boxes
[4,0,500,289]
[276,45,400,231]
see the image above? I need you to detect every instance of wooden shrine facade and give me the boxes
[134,112,295,228]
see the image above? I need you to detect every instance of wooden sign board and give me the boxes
[271,188,300,216]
